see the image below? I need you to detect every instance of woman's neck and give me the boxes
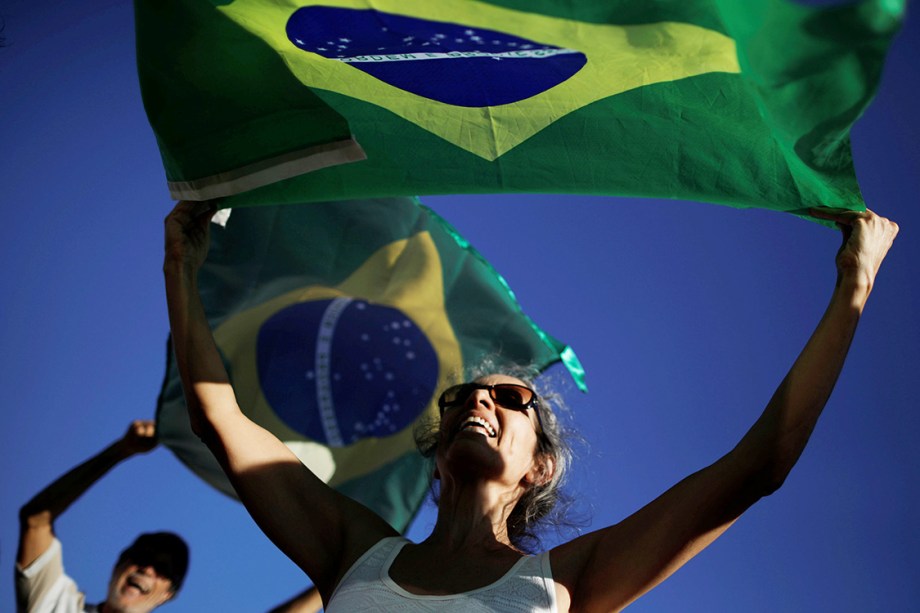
[426,478,525,553]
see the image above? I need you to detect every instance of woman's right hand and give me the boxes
[164,200,216,272]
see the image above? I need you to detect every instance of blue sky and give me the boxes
[2,1,918,611]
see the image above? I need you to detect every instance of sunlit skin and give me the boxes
[102,560,174,613]
[436,374,547,492]
[383,374,556,594]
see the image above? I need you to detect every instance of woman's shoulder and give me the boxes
[546,528,619,598]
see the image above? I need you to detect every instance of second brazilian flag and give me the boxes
[155,197,584,530]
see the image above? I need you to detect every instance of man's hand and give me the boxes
[164,200,217,272]
[119,420,158,457]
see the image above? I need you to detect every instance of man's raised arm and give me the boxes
[17,420,157,568]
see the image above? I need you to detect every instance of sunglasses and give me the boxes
[125,549,179,583]
[437,382,543,432]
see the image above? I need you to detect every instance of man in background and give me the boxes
[16,420,188,612]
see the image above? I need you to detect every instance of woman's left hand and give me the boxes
[810,208,899,295]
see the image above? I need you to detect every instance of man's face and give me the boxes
[105,559,174,613]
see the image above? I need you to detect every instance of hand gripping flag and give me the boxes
[155,198,584,530]
[136,0,903,216]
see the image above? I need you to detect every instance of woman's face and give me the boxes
[435,374,546,489]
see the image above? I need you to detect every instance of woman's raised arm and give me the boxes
[163,202,395,600]
[552,209,898,612]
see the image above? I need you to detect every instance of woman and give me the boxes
[164,201,896,611]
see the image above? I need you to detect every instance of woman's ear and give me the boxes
[526,454,555,487]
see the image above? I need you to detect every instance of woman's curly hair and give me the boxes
[415,357,578,553]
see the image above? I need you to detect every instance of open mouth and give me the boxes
[458,415,496,437]
[126,576,151,595]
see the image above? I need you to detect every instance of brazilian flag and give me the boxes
[136,0,903,216]
[155,197,584,529]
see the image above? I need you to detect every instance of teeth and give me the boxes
[460,416,496,436]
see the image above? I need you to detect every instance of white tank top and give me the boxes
[327,537,558,612]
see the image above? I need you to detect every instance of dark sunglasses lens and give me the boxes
[492,384,532,408]
[129,550,175,580]
[439,384,469,410]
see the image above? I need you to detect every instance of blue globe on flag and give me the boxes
[257,298,439,447]
[286,6,587,107]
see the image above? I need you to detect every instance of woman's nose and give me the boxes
[467,388,494,410]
